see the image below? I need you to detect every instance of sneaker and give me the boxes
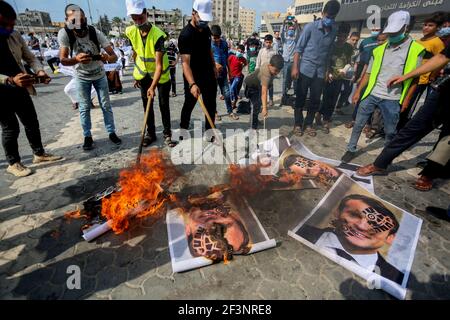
[109,133,122,145]
[6,162,33,177]
[33,153,63,164]
[83,137,94,151]
[341,151,356,163]
[229,112,239,120]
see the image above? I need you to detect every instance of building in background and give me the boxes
[16,8,58,33]
[212,0,240,38]
[239,7,256,37]
[260,12,287,36]
[145,7,184,36]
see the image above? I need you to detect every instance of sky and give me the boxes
[6,0,294,27]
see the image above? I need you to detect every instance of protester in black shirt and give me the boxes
[178,0,218,135]
[167,40,179,97]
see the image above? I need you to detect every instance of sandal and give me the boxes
[292,126,303,136]
[215,113,222,122]
[164,136,178,148]
[363,125,372,134]
[345,121,355,129]
[304,126,317,137]
[414,175,433,191]
[229,113,239,120]
[322,122,330,134]
[356,164,387,177]
[365,129,377,139]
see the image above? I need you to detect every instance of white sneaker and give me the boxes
[6,162,33,177]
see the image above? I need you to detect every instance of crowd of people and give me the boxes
[0,0,449,219]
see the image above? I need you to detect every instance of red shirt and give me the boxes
[228,55,247,78]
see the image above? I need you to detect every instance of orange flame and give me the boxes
[101,150,179,234]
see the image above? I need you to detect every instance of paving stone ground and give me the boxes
[0,65,449,300]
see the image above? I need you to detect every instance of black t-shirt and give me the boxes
[178,21,215,84]
[443,43,450,59]
[0,37,22,77]
[141,25,165,52]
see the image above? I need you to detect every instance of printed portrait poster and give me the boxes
[167,190,276,273]
[289,175,422,300]
[289,141,375,193]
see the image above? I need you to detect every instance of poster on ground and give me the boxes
[288,174,422,300]
[167,190,276,273]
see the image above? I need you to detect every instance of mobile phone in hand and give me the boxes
[33,75,47,84]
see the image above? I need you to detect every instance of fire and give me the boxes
[101,150,179,234]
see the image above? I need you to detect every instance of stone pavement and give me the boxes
[0,66,449,300]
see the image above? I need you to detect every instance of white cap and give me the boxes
[383,11,410,34]
[193,0,213,22]
[126,0,146,16]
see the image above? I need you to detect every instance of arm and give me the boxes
[388,53,450,86]
[256,51,262,70]
[59,46,90,66]
[181,54,201,99]
[401,78,419,112]
[352,71,370,105]
[261,84,268,117]
[210,49,220,78]
[291,24,311,80]
[146,51,163,100]
[102,46,118,63]
[20,34,43,73]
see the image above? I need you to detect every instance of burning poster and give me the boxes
[167,190,276,273]
[288,175,422,300]
[288,141,375,193]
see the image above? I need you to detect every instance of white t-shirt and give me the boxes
[58,27,110,81]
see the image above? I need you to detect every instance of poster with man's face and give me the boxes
[289,175,422,300]
[167,191,276,273]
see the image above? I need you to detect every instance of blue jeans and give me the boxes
[230,75,243,103]
[282,61,296,97]
[217,76,233,114]
[76,75,116,138]
[347,95,400,152]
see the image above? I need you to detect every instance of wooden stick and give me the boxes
[137,96,154,165]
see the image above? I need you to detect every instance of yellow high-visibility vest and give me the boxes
[362,40,425,105]
[125,24,170,83]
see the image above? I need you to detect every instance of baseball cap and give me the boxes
[383,11,410,33]
[126,0,146,16]
[193,0,213,22]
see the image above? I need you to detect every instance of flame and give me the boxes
[100,150,179,234]
[64,209,89,221]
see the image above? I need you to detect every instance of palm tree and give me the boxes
[222,21,232,38]
[112,16,123,35]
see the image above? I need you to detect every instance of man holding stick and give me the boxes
[178,0,218,142]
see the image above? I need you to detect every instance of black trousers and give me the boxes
[47,57,60,72]
[374,88,449,169]
[0,85,45,165]
[337,79,353,108]
[320,79,344,121]
[139,74,172,138]
[170,68,176,94]
[294,73,325,127]
[180,79,217,131]
[397,83,428,130]
[245,86,262,129]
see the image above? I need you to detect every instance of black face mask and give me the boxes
[74,21,88,35]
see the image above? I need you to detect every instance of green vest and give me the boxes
[125,25,170,83]
[362,40,425,105]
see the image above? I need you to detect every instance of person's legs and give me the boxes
[378,99,400,146]
[217,76,233,114]
[337,79,352,109]
[139,74,157,138]
[304,75,325,127]
[180,81,197,130]
[157,80,172,137]
[347,95,379,152]
[170,68,176,95]
[200,82,218,131]
[248,87,262,129]
[282,61,293,99]
[229,77,239,103]
[92,75,117,135]
[0,86,21,165]
[397,84,426,130]
[76,78,94,137]
[320,80,342,122]
[373,89,441,169]
[294,73,311,128]
[64,79,78,104]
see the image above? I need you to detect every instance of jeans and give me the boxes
[217,76,233,114]
[374,89,447,169]
[294,72,325,128]
[180,78,217,131]
[139,74,172,138]
[0,85,45,165]
[282,61,296,97]
[170,68,176,94]
[320,79,344,121]
[246,86,262,129]
[76,75,116,138]
[347,95,400,152]
[230,75,244,103]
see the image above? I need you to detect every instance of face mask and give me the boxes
[371,31,380,37]
[250,47,256,52]
[0,27,13,38]
[196,20,209,29]
[322,17,335,28]
[389,33,406,44]
[287,30,295,38]
[236,52,243,58]
[437,27,450,37]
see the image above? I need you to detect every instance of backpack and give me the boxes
[64,25,100,57]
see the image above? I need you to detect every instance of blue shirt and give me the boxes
[281,25,300,63]
[358,36,378,65]
[211,38,229,77]
[294,19,337,79]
